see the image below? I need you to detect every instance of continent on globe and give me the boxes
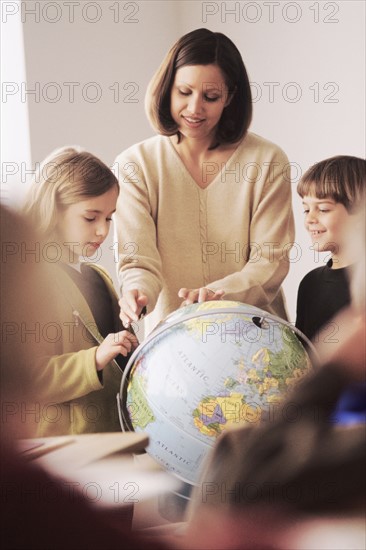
[193,393,261,437]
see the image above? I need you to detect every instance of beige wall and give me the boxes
[4,0,365,322]
[21,1,179,162]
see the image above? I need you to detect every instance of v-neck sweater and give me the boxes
[115,132,295,334]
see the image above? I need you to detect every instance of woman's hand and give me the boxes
[178,287,225,307]
[119,289,148,327]
[95,331,138,371]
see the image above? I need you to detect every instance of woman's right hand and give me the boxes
[178,287,225,306]
[119,289,148,327]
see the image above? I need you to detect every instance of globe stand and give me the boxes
[158,482,192,522]
[118,301,318,502]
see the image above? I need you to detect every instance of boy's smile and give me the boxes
[302,194,351,267]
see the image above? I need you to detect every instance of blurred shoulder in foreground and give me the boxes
[0,206,166,550]
[185,209,366,549]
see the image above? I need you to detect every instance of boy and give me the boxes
[295,155,365,341]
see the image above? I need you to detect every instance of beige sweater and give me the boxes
[115,132,294,334]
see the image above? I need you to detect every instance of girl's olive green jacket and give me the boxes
[30,263,132,437]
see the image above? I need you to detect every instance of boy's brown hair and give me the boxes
[297,155,365,213]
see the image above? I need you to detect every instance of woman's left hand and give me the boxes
[178,287,225,306]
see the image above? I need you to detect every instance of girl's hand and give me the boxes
[95,331,138,371]
[178,287,225,307]
[119,289,148,327]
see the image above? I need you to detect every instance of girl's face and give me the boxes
[302,193,351,266]
[56,186,118,262]
[170,64,231,144]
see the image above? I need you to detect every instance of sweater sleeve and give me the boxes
[32,347,103,404]
[114,147,163,313]
[207,147,294,310]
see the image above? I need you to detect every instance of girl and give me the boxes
[23,146,138,436]
[115,28,295,335]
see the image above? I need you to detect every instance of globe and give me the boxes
[118,301,315,486]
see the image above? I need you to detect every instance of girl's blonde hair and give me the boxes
[24,146,119,235]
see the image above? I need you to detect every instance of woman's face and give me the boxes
[170,64,230,143]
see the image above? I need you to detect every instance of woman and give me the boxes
[115,28,294,334]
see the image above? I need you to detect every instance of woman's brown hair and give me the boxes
[145,28,252,147]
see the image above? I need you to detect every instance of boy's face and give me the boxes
[302,194,350,261]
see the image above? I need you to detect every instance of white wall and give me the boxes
[1,0,32,206]
[21,1,179,162]
[5,0,365,322]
